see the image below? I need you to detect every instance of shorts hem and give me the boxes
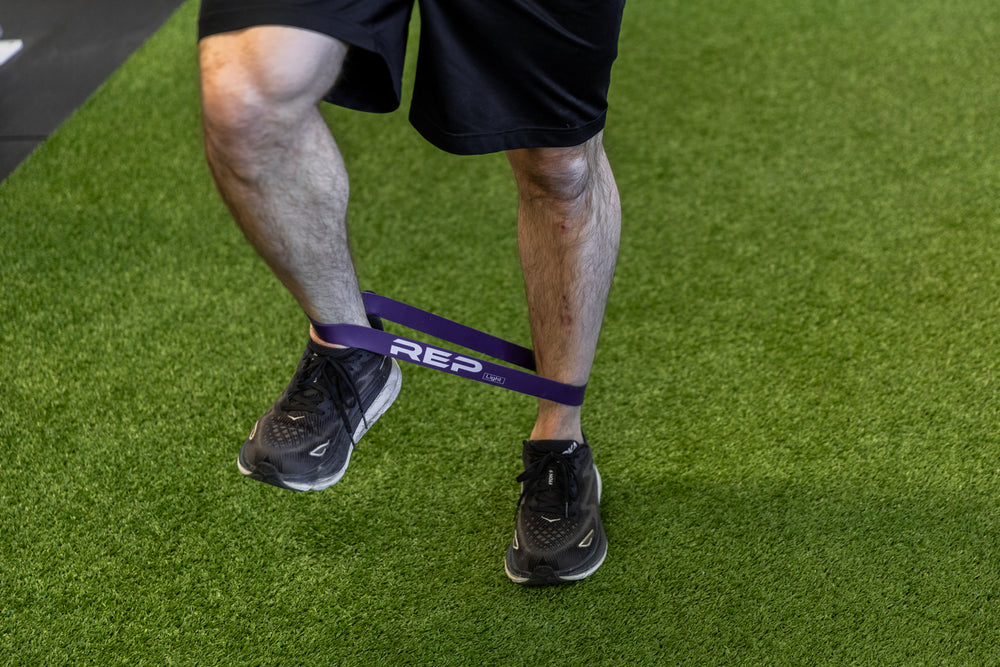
[198,7,370,47]
[409,110,609,156]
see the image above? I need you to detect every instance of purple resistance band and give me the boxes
[310,292,587,406]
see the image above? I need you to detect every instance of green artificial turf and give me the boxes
[3,0,1000,663]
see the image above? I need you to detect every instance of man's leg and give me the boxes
[199,27,401,491]
[200,26,369,330]
[503,132,619,585]
[507,132,621,441]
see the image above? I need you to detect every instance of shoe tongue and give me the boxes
[523,440,582,516]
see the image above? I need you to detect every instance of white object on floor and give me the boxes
[0,39,24,67]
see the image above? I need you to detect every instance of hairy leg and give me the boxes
[199,26,369,330]
[507,132,621,442]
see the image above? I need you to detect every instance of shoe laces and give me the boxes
[516,446,581,520]
[282,350,368,441]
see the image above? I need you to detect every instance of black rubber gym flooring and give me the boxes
[0,0,185,181]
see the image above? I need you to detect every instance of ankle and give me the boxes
[530,406,584,442]
[309,325,348,349]
[529,430,585,444]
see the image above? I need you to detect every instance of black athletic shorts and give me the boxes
[198,0,625,155]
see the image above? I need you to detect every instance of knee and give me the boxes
[509,145,593,206]
[201,75,276,163]
[507,135,609,214]
[199,45,311,174]
[200,70,260,144]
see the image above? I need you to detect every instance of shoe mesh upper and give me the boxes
[259,413,329,449]
[523,514,579,551]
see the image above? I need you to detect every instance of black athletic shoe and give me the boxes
[237,322,401,491]
[504,439,607,585]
